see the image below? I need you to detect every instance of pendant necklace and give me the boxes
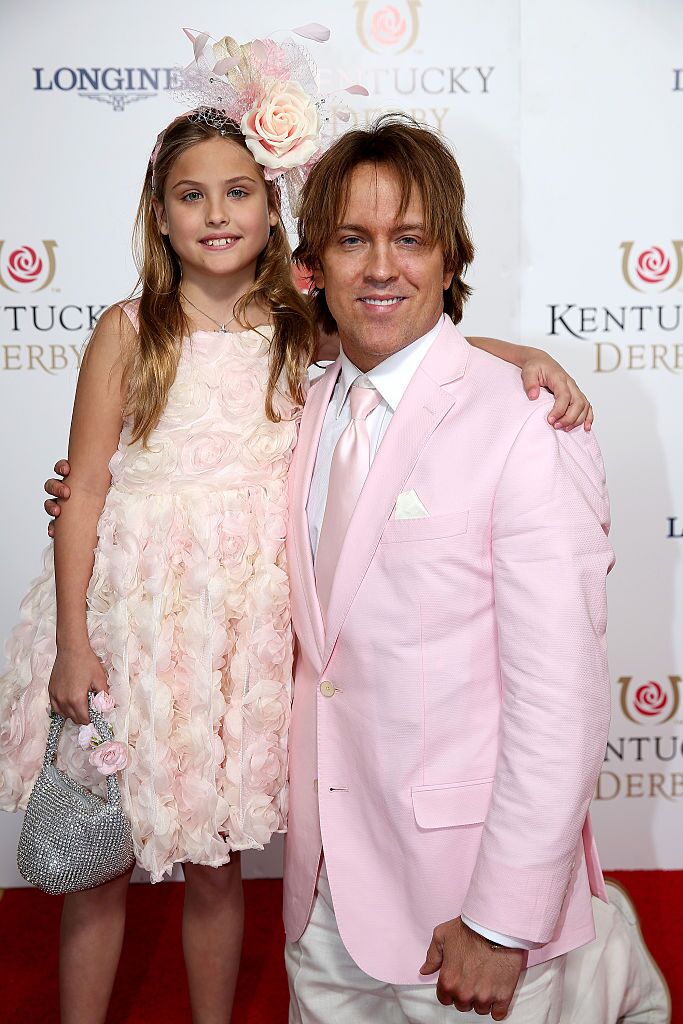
[181,292,237,333]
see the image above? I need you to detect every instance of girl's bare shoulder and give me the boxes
[86,303,138,362]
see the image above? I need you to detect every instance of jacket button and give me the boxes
[320,680,336,698]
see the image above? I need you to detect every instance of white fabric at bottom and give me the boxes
[286,863,564,1024]
[560,881,670,1024]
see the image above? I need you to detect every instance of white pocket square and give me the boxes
[394,489,429,520]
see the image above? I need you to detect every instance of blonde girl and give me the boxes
[0,107,314,1024]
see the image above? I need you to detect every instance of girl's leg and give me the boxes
[182,856,244,1024]
[59,868,133,1024]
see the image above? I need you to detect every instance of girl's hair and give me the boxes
[126,113,314,445]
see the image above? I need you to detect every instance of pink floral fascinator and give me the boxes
[153,23,368,216]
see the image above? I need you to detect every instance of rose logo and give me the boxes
[636,247,671,285]
[620,240,683,292]
[291,263,313,293]
[355,1,421,55]
[633,681,667,717]
[0,240,58,292]
[618,675,682,724]
[371,5,407,46]
[7,246,43,285]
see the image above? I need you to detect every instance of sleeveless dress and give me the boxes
[0,305,300,881]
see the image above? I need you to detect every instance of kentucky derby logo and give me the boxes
[355,0,421,54]
[291,263,313,293]
[620,241,683,292]
[618,676,682,725]
[0,241,58,292]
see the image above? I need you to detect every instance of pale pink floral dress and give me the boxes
[0,303,300,881]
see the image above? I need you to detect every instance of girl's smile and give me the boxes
[200,234,242,249]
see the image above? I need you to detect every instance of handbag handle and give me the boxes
[44,692,122,807]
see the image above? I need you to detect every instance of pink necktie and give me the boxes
[315,381,382,617]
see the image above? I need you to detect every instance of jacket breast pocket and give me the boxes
[411,777,494,830]
[382,509,469,544]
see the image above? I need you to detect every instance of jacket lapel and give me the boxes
[322,322,470,666]
[289,360,341,662]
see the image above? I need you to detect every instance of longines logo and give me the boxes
[667,517,682,538]
[33,66,181,112]
[618,676,681,725]
[620,241,683,292]
[547,239,683,373]
[355,0,421,54]
[0,241,58,292]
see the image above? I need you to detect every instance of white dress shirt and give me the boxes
[306,316,536,952]
[307,316,443,558]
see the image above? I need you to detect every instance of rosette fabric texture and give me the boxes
[0,305,300,882]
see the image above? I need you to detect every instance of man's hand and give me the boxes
[44,459,71,537]
[520,349,593,431]
[420,917,525,1019]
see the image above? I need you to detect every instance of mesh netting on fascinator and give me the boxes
[152,23,368,223]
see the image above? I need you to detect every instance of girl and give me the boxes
[1,105,314,1024]
[2,34,591,1024]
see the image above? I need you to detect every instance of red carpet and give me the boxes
[0,871,678,1022]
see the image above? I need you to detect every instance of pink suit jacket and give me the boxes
[284,319,613,984]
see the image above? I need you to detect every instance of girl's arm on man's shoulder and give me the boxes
[467,336,594,431]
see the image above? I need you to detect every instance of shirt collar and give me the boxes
[335,315,445,418]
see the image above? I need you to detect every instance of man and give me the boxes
[282,116,668,1023]
[44,117,669,1022]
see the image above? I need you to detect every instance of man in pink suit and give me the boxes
[283,115,619,1023]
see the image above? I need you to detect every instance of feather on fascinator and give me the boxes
[151,23,368,217]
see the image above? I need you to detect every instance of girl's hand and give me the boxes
[521,349,594,431]
[45,459,71,538]
[48,644,108,725]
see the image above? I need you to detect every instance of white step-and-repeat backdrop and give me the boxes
[1,0,681,883]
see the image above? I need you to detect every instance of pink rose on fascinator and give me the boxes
[241,79,320,172]
[89,740,129,776]
[92,690,116,714]
[77,723,99,750]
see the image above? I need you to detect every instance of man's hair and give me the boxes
[294,114,475,335]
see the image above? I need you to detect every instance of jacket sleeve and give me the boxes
[460,403,614,943]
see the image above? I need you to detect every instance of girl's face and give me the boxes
[154,135,279,284]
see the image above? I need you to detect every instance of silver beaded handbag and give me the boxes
[17,694,135,894]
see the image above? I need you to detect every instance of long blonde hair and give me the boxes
[126,113,314,445]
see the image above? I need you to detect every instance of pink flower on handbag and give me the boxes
[92,690,116,714]
[88,740,129,776]
[77,723,99,750]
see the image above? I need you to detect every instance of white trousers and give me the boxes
[286,871,670,1024]
[561,881,670,1024]
[286,864,563,1024]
